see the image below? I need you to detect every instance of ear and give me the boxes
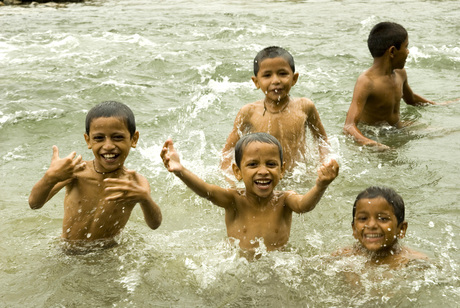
[251,76,260,89]
[397,221,408,239]
[280,163,286,180]
[292,72,299,86]
[232,163,243,181]
[352,222,359,239]
[84,133,91,149]
[388,46,396,58]
[131,131,139,148]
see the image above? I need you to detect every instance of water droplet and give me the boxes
[66,228,71,233]
[428,221,434,228]
[387,228,391,231]
[86,233,91,238]
[77,209,82,213]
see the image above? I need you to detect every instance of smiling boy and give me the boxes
[161,133,338,258]
[338,186,427,268]
[344,22,438,150]
[221,46,329,174]
[29,101,162,253]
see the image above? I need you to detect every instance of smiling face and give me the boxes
[84,116,139,173]
[352,197,407,253]
[251,57,299,105]
[232,141,285,199]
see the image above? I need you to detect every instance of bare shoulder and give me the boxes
[394,68,408,80]
[403,247,428,261]
[292,97,316,113]
[331,246,354,257]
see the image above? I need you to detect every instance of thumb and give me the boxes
[52,145,59,160]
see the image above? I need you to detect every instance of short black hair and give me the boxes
[253,46,295,76]
[234,132,283,169]
[367,22,408,58]
[352,186,405,225]
[85,101,136,137]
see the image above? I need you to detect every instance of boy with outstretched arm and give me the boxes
[344,22,443,150]
[162,132,338,259]
[221,46,329,174]
[29,101,162,253]
[336,186,427,269]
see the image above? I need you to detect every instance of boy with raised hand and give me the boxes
[221,46,330,175]
[29,101,162,253]
[161,132,338,259]
[344,22,440,150]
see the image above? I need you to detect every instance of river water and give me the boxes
[1,0,459,307]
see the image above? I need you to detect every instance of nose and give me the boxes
[271,74,280,84]
[103,138,115,150]
[257,165,269,175]
[366,217,378,228]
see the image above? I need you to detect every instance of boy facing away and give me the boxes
[29,101,162,253]
[344,22,437,150]
[161,132,339,258]
[221,46,329,174]
[336,186,427,269]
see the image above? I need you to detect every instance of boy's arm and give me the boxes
[28,146,84,209]
[285,159,339,214]
[220,107,250,172]
[343,77,390,149]
[162,139,235,208]
[400,69,436,106]
[304,98,330,162]
[104,171,162,230]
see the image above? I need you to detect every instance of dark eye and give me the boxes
[379,216,390,222]
[93,136,104,141]
[113,135,125,141]
[247,162,257,168]
[267,161,278,167]
[356,216,367,222]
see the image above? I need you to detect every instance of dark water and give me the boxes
[1,0,459,307]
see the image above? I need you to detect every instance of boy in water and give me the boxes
[221,46,329,174]
[338,186,427,268]
[29,101,162,253]
[161,132,339,258]
[344,22,438,150]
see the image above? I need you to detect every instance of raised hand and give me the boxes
[103,170,148,202]
[160,139,183,173]
[316,158,339,188]
[46,145,85,182]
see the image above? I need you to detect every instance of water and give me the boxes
[1,0,459,306]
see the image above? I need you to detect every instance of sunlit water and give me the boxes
[1,0,459,307]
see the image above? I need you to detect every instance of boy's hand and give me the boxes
[45,145,85,182]
[160,139,183,173]
[103,170,148,202]
[316,159,339,188]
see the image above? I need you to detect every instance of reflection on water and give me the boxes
[1,0,459,307]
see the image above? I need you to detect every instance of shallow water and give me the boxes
[1,0,459,307]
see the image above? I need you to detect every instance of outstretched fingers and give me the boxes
[317,159,339,185]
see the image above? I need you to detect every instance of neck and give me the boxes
[92,160,123,176]
[263,97,290,116]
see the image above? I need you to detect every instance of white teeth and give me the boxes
[255,180,270,184]
[365,234,382,238]
[103,154,116,159]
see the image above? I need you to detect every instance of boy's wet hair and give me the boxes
[253,46,295,76]
[85,101,136,137]
[234,132,283,169]
[367,22,408,58]
[352,186,405,225]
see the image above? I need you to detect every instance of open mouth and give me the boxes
[254,179,272,189]
[101,153,120,162]
[364,233,384,240]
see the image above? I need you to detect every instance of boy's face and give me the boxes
[352,197,407,253]
[392,37,409,69]
[84,117,139,173]
[252,57,299,104]
[232,142,285,199]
